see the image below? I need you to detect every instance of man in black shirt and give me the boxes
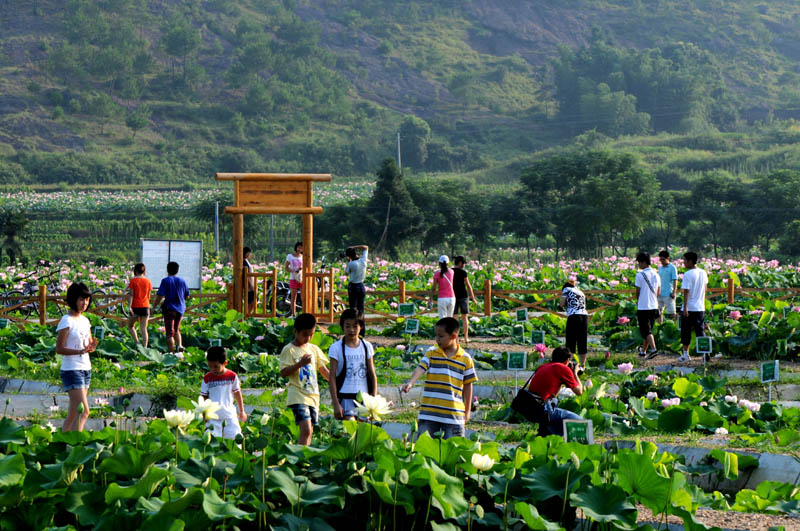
[452,256,478,343]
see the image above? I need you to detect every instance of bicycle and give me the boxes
[91,282,130,318]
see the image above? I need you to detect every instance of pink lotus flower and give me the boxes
[645,374,658,382]
[534,343,547,353]
[661,397,681,407]
[646,392,658,400]
[617,316,630,325]
[729,310,742,320]
[617,362,634,374]
[254,336,265,341]
[396,344,406,351]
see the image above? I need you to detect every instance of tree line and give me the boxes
[317,152,800,260]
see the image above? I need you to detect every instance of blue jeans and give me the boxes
[545,401,582,436]
[61,370,91,391]
[289,404,318,426]
[417,419,465,439]
[348,282,366,315]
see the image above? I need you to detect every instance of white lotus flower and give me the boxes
[260,413,271,426]
[559,387,575,398]
[354,393,392,421]
[715,427,728,435]
[471,453,495,471]
[724,395,738,403]
[646,392,658,401]
[163,409,195,432]
[192,397,221,422]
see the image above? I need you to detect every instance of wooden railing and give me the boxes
[1,279,798,327]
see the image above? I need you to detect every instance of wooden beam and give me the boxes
[302,214,313,313]
[233,214,244,313]
[223,206,323,215]
[215,173,331,182]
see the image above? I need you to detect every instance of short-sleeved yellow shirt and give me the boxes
[279,342,329,408]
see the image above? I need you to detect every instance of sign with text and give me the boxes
[695,336,712,354]
[404,318,420,335]
[93,326,105,340]
[507,351,527,371]
[398,303,415,317]
[516,309,528,322]
[761,360,779,384]
[209,338,222,347]
[142,239,203,290]
[531,330,546,345]
[563,419,594,444]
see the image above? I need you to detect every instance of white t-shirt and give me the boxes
[345,249,368,283]
[561,286,588,316]
[200,369,242,421]
[681,267,708,312]
[329,338,374,396]
[635,268,661,310]
[285,253,303,282]
[56,314,92,371]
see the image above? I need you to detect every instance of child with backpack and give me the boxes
[328,309,377,420]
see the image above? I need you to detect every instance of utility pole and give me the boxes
[269,214,274,263]
[396,131,402,170]
[214,201,219,255]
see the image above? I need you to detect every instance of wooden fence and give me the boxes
[1,278,799,327]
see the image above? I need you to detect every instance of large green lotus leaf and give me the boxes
[616,451,685,516]
[266,468,301,506]
[202,488,252,521]
[365,468,415,515]
[65,481,107,526]
[657,406,696,433]
[325,420,391,460]
[427,460,469,519]
[140,513,186,531]
[513,502,562,531]
[430,523,460,531]
[137,487,204,516]
[672,378,703,399]
[692,407,724,429]
[0,454,25,487]
[105,466,170,503]
[0,418,25,445]
[272,514,336,531]
[0,352,19,370]
[99,443,169,478]
[411,431,471,472]
[569,485,637,530]
[522,459,583,502]
[775,428,800,447]
[758,311,774,328]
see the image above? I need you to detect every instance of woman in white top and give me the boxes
[285,241,303,316]
[560,278,589,374]
[56,282,98,432]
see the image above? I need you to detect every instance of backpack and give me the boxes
[334,339,376,399]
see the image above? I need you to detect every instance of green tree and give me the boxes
[367,158,423,258]
[0,211,28,265]
[162,15,201,83]
[399,115,431,170]
[125,104,151,139]
[88,92,119,134]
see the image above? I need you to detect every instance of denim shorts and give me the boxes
[289,404,318,426]
[417,419,465,439]
[61,370,91,391]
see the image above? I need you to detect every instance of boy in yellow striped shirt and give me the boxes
[400,317,477,438]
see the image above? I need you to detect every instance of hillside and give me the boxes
[2,0,800,184]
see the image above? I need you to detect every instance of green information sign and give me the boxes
[695,336,712,354]
[515,309,529,322]
[563,419,594,444]
[404,318,420,334]
[776,339,788,358]
[507,351,527,371]
[398,303,415,317]
[531,330,545,345]
[209,338,222,347]
[93,326,105,340]
[0,318,8,329]
[761,360,779,383]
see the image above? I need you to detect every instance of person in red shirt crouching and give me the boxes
[528,346,584,436]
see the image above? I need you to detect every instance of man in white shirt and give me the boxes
[634,252,661,360]
[678,251,709,363]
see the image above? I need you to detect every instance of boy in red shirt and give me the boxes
[528,346,584,435]
[126,263,152,348]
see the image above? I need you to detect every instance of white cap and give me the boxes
[439,255,449,263]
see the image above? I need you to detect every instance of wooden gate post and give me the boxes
[226,283,234,310]
[38,284,47,326]
[233,213,244,312]
[483,279,492,316]
[727,280,735,304]
[399,280,406,303]
[302,213,313,314]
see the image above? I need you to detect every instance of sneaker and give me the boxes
[646,348,659,360]
[577,366,585,377]
[637,346,645,357]
[676,353,691,363]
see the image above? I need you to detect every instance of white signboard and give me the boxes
[141,239,203,290]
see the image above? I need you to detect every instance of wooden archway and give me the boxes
[215,172,331,314]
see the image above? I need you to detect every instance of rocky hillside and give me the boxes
[1,0,800,183]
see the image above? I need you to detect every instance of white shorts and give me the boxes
[658,295,676,315]
[437,297,455,318]
[206,417,241,440]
